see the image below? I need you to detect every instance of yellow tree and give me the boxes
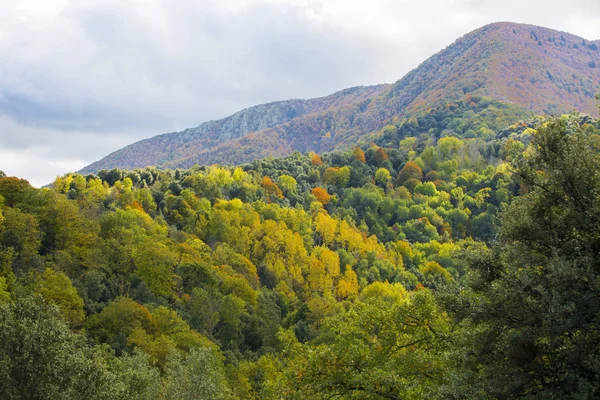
[34,268,85,328]
[314,212,337,246]
[133,238,177,298]
[353,147,366,163]
[336,268,359,300]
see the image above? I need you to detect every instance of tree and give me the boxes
[374,168,392,187]
[216,294,247,353]
[0,296,114,399]
[310,153,323,166]
[373,147,389,165]
[353,147,366,163]
[437,136,464,160]
[274,290,450,399]
[161,348,231,400]
[314,212,337,246]
[261,176,283,202]
[87,297,153,354]
[34,268,85,328]
[419,261,451,289]
[311,187,331,206]
[335,267,359,300]
[277,175,298,197]
[323,167,351,186]
[396,161,423,186]
[0,177,33,207]
[0,207,42,273]
[128,306,215,369]
[185,287,221,335]
[453,118,600,398]
[133,238,177,298]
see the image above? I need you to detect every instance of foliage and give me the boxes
[1,112,599,398]
[449,117,600,398]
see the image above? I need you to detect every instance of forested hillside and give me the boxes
[82,22,600,173]
[2,111,600,398]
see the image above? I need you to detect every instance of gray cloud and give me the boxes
[0,0,598,186]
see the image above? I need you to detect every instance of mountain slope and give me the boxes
[394,22,600,116]
[82,22,600,173]
[82,85,388,172]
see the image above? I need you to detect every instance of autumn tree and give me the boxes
[33,268,85,328]
[277,175,298,197]
[311,187,331,206]
[374,168,392,187]
[261,176,284,202]
[310,153,323,166]
[353,147,366,163]
[373,147,389,165]
[335,267,359,300]
[396,161,423,186]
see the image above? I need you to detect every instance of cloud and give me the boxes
[0,116,135,187]
[0,0,598,186]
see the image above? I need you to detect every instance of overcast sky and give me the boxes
[1,0,600,186]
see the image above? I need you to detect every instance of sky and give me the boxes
[1,0,600,186]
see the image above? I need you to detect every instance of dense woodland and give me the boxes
[1,112,600,399]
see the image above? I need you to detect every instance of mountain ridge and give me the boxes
[81,84,388,172]
[81,22,600,173]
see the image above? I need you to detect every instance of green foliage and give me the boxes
[451,117,600,398]
[273,289,451,399]
[0,112,599,398]
[161,348,231,400]
[0,296,113,400]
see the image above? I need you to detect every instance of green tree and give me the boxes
[453,118,600,398]
[0,296,114,399]
[274,290,450,399]
[161,347,232,400]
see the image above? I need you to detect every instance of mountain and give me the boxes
[81,22,600,173]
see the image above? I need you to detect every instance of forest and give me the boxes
[0,111,599,399]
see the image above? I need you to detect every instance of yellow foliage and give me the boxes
[315,212,337,245]
[336,267,359,300]
[419,261,452,282]
[221,273,258,308]
[312,246,340,278]
[360,281,406,304]
[35,268,85,328]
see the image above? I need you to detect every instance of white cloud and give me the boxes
[0,0,598,185]
[0,115,135,186]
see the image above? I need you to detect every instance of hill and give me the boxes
[81,22,600,173]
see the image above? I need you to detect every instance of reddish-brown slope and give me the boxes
[402,22,600,115]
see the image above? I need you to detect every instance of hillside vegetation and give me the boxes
[2,111,600,398]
